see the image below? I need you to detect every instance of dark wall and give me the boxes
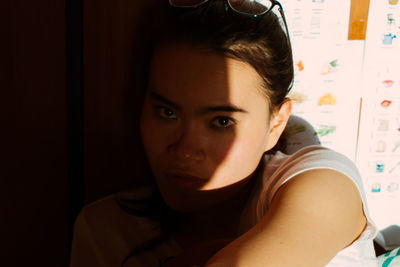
[4,0,68,266]
[4,0,161,265]
[82,0,159,204]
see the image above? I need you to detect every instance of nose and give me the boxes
[167,126,206,162]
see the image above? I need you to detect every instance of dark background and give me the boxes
[3,0,159,266]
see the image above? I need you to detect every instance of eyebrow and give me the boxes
[150,91,181,111]
[149,91,248,115]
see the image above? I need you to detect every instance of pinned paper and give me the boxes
[321,59,339,75]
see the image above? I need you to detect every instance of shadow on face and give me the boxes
[140,42,278,211]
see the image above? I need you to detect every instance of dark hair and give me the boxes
[155,0,294,113]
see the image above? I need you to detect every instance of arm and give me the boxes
[205,169,367,267]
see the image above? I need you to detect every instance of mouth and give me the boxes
[164,172,208,189]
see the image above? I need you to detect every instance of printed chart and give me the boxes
[280,0,363,161]
[280,0,400,230]
[357,0,400,230]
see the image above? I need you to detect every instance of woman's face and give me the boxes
[140,42,289,211]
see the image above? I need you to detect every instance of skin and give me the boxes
[140,42,366,266]
[204,169,367,267]
[141,42,290,213]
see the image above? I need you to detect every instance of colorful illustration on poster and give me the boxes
[321,59,339,75]
[314,124,336,137]
[380,100,392,108]
[318,93,336,106]
[376,161,385,173]
[383,33,396,45]
[371,183,382,193]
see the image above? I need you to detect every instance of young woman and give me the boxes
[70,0,378,266]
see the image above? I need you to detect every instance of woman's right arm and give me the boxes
[204,169,367,267]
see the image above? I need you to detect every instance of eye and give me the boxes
[210,116,236,129]
[154,106,177,120]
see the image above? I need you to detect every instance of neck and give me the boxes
[172,176,255,247]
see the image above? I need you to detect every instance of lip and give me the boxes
[164,171,207,188]
[383,80,393,87]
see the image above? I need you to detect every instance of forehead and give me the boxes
[149,42,268,109]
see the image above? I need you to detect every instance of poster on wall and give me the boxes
[357,0,400,230]
[280,0,364,161]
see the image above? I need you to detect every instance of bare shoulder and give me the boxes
[272,168,367,240]
[205,169,367,267]
[266,169,367,263]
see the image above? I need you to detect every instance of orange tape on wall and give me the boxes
[348,0,370,40]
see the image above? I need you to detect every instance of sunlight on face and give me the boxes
[140,43,279,211]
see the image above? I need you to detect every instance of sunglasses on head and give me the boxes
[169,0,294,90]
[169,0,284,18]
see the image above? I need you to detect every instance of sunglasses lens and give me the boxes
[169,0,208,7]
[228,0,272,16]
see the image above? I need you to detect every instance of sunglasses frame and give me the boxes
[169,0,280,17]
[168,0,294,90]
[168,0,290,39]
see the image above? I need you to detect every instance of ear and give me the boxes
[264,98,292,151]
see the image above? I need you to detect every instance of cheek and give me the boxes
[227,119,270,162]
[227,133,267,165]
[206,128,269,188]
